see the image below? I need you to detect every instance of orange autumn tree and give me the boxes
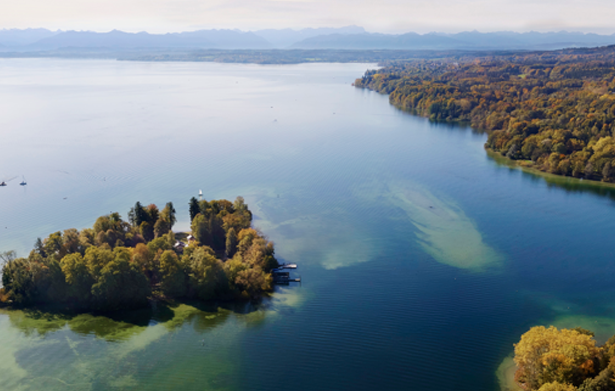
[355,46,615,182]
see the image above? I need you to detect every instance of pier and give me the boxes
[272,267,301,285]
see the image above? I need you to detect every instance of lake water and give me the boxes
[1,59,615,391]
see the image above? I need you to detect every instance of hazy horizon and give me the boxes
[2,0,615,35]
[3,26,615,36]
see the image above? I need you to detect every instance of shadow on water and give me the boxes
[487,149,615,202]
[0,297,275,391]
[0,296,271,341]
[392,104,484,134]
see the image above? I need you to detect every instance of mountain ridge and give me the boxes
[292,30,615,50]
[3,27,615,51]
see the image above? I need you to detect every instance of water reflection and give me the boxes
[0,300,271,341]
[487,150,615,202]
[0,302,248,391]
[0,286,305,391]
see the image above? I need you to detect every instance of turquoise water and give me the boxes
[1,59,615,390]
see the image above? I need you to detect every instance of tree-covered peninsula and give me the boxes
[355,46,615,182]
[512,325,615,391]
[0,196,279,311]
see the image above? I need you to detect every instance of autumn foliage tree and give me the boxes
[513,326,610,391]
[1,196,279,310]
[355,46,615,182]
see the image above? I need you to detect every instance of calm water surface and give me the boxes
[1,59,615,391]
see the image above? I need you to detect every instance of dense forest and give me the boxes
[0,196,278,311]
[513,326,615,391]
[355,46,615,182]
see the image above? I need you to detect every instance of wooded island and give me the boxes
[0,196,279,311]
[355,46,615,182]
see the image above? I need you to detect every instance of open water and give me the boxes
[1,59,615,391]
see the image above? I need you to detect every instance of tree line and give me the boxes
[513,325,615,391]
[0,196,278,311]
[355,46,615,182]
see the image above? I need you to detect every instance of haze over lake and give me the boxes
[1,59,615,391]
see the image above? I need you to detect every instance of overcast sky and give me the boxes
[2,0,615,34]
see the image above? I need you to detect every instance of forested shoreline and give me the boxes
[355,46,615,182]
[0,48,516,64]
[0,196,279,311]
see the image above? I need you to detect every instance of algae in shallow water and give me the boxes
[247,186,375,270]
[0,304,243,391]
[496,356,523,391]
[0,295,307,391]
[0,317,30,391]
[526,294,615,344]
[551,315,615,344]
[387,181,502,271]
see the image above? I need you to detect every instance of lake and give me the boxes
[1,59,615,391]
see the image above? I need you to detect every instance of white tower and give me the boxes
[199,189,203,201]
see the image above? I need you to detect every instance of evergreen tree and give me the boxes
[140,221,155,242]
[130,201,149,227]
[163,202,177,228]
[189,197,200,222]
[34,238,46,257]
[225,228,238,259]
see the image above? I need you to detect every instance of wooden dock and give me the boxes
[273,277,301,285]
[272,269,301,285]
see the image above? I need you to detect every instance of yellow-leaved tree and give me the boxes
[514,326,600,390]
[538,382,577,391]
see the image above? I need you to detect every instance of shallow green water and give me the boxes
[1,59,615,390]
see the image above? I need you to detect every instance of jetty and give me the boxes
[272,268,301,285]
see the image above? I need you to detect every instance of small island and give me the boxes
[0,196,280,311]
[509,325,615,391]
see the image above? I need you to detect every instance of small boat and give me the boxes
[0,181,6,187]
[276,263,298,270]
[19,176,26,186]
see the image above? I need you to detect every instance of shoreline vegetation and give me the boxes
[354,45,615,184]
[509,326,615,391]
[486,149,615,192]
[2,47,608,65]
[0,196,279,312]
[0,48,459,64]
[0,48,577,65]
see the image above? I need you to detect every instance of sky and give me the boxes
[2,0,615,34]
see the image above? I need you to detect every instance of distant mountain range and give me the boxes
[291,31,615,50]
[253,26,366,48]
[27,29,270,50]
[0,28,58,46]
[1,27,615,51]
[0,27,364,51]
